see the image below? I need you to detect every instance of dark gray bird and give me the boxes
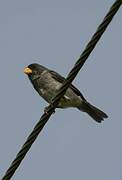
[24,63,108,123]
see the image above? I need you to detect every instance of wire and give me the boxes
[2,0,122,179]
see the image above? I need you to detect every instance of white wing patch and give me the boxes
[40,88,45,95]
[64,95,70,100]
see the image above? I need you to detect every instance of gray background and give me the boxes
[0,0,122,179]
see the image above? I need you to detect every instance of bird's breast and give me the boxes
[36,73,62,103]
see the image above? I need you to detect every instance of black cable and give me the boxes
[2,0,121,179]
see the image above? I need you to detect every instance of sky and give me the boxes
[0,0,122,179]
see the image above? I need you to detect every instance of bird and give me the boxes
[24,63,108,123]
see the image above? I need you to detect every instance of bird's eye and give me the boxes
[33,70,39,76]
[32,70,36,74]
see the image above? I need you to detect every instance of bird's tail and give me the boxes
[78,101,108,123]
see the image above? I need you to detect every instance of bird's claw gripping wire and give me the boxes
[44,105,55,115]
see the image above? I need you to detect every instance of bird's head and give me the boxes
[24,63,47,81]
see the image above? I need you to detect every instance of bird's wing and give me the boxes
[50,70,86,101]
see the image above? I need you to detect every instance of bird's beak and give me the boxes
[24,67,32,75]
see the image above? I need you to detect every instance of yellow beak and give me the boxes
[24,67,32,75]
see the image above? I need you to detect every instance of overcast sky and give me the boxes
[0,0,122,179]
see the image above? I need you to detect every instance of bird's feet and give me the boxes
[44,105,55,114]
